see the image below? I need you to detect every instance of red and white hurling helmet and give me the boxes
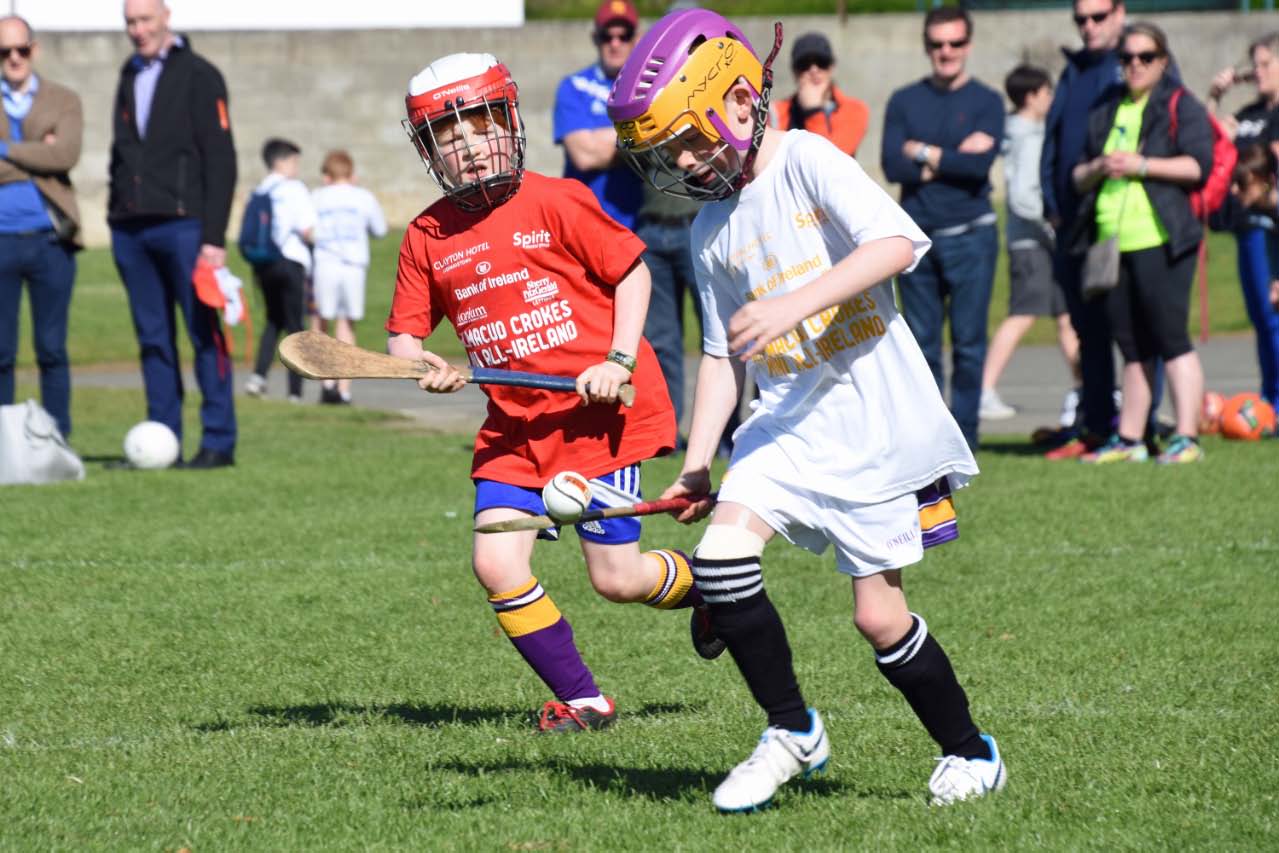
[403,53,526,211]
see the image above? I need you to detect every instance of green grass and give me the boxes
[527,1,931,20]
[1,387,1276,849]
[10,226,1252,373]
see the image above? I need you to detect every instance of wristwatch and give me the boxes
[605,349,637,373]
[914,144,932,165]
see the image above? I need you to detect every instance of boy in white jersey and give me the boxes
[311,150,388,404]
[608,10,1005,812]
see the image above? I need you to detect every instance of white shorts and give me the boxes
[312,258,367,321]
[719,440,926,578]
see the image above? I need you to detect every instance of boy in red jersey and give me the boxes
[385,53,721,734]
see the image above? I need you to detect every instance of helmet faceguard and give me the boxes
[403,53,526,212]
[607,11,781,201]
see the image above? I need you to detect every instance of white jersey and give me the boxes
[692,131,978,503]
[255,173,316,273]
[312,183,387,269]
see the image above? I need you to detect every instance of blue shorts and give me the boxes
[474,463,643,544]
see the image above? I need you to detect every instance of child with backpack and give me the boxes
[240,138,316,402]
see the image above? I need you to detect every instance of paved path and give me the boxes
[66,335,1263,438]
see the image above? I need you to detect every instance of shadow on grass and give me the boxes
[977,438,1055,457]
[409,756,862,806]
[193,700,705,732]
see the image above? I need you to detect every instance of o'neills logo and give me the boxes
[431,83,469,101]
[454,267,530,300]
[455,305,489,328]
[512,229,552,250]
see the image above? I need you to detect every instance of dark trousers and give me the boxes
[638,217,698,426]
[0,231,76,436]
[1055,247,1117,437]
[253,258,306,397]
[898,223,998,450]
[111,218,236,454]
[637,215,739,453]
[1237,226,1279,406]
[1057,243,1165,437]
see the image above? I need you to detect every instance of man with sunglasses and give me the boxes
[1038,0,1130,459]
[552,0,644,231]
[0,15,82,440]
[772,32,870,158]
[882,7,1005,451]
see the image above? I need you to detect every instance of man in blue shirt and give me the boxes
[0,15,82,438]
[882,7,1005,450]
[552,0,643,230]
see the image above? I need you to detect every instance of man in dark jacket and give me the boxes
[109,0,237,468]
[1039,0,1128,458]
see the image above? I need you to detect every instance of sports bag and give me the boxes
[0,399,85,486]
[237,189,284,267]
[1168,88,1237,220]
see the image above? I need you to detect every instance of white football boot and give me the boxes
[928,733,1007,805]
[712,709,830,813]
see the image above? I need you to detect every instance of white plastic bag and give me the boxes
[0,399,85,485]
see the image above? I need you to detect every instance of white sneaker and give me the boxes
[712,709,830,813]
[1059,388,1081,428]
[979,389,1016,420]
[244,374,267,397]
[928,734,1006,805]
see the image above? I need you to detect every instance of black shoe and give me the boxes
[185,448,235,469]
[691,604,727,660]
[320,386,343,405]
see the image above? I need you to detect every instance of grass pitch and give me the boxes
[1,387,1276,850]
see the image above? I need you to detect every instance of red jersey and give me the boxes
[387,172,675,487]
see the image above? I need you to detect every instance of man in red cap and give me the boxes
[551,0,643,230]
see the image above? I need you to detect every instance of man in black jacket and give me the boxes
[109,0,237,468]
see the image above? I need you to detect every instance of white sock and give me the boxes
[568,695,610,713]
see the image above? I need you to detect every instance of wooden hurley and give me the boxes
[277,331,635,406]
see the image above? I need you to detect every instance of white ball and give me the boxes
[541,471,593,522]
[123,421,181,470]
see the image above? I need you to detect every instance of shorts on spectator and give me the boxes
[1008,244,1065,317]
[313,258,367,321]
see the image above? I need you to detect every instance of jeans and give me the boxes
[898,223,998,449]
[111,218,236,454]
[1236,226,1279,406]
[0,231,76,436]
[637,217,698,426]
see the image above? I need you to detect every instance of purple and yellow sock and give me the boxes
[641,548,704,610]
[489,577,598,702]
[916,479,959,549]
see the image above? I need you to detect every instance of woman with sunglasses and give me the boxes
[1207,33,1279,410]
[1070,22,1214,464]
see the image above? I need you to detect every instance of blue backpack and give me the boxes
[237,190,283,267]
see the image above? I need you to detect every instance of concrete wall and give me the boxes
[31,11,1276,247]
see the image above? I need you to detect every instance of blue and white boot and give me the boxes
[712,709,830,813]
[928,733,1007,805]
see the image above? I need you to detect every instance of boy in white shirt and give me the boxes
[608,10,1004,813]
[243,138,316,402]
[311,150,387,404]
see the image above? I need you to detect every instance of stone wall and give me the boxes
[30,11,1274,247]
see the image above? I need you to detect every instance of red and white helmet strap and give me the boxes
[734,21,783,192]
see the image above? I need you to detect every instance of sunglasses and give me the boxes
[793,57,832,73]
[926,38,970,52]
[595,28,635,45]
[0,45,33,60]
[1072,10,1113,26]
[1119,50,1163,67]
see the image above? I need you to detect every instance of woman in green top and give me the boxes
[1070,22,1215,464]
